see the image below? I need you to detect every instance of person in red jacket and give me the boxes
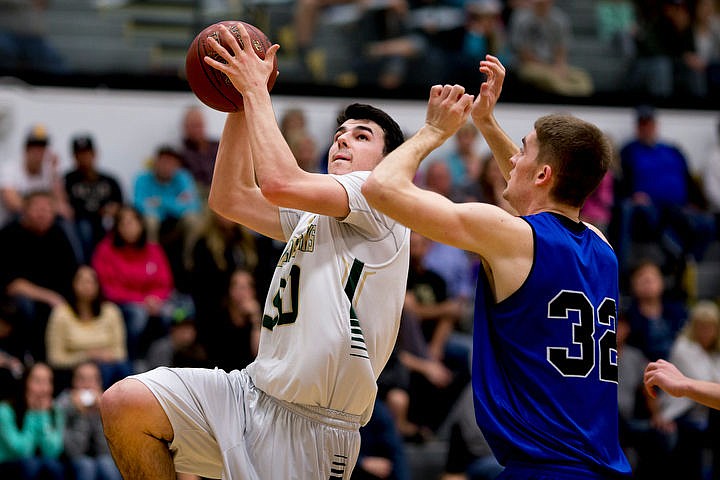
[91,205,174,363]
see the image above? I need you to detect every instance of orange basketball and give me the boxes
[185,21,278,112]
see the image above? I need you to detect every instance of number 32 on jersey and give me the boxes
[546,290,618,383]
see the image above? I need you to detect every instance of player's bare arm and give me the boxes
[208,111,284,240]
[471,55,519,181]
[645,359,720,411]
[205,24,352,219]
[365,84,534,300]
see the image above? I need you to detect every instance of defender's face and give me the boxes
[327,119,386,175]
[504,129,540,211]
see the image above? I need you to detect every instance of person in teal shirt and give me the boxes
[0,362,66,479]
[133,144,203,243]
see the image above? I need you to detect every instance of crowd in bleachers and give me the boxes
[0,102,719,479]
[1,0,719,105]
[278,0,720,103]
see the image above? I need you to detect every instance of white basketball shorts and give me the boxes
[130,367,361,480]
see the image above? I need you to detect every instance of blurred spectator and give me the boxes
[580,170,614,235]
[292,0,363,74]
[440,385,503,480]
[45,265,131,390]
[351,398,410,480]
[287,129,322,173]
[660,300,720,479]
[55,360,121,480]
[442,0,512,86]
[363,0,465,89]
[423,239,476,316]
[0,0,66,74]
[693,0,720,99]
[0,190,79,362]
[616,105,715,285]
[133,144,202,290]
[702,116,720,235]
[0,299,25,397]
[0,124,74,232]
[0,362,66,480]
[178,106,219,197]
[185,210,259,336]
[145,306,208,369]
[442,123,484,192]
[204,269,260,372]
[64,133,124,262]
[508,0,594,96]
[623,258,688,361]
[462,155,513,213]
[398,231,470,436]
[385,309,446,441]
[91,205,174,362]
[595,0,637,58]
[629,0,705,99]
[145,310,209,370]
[424,160,461,201]
[133,144,202,242]
[294,0,409,82]
[616,315,674,480]
[279,107,308,140]
[581,135,617,236]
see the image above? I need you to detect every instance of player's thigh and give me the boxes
[131,367,248,478]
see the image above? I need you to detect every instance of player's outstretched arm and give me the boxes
[208,111,284,240]
[644,359,720,411]
[471,55,519,182]
[364,84,473,234]
[363,85,532,258]
[206,24,352,219]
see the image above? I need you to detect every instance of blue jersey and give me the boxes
[472,212,631,478]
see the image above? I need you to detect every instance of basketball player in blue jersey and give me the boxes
[364,55,632,479]
[99,24,410,479]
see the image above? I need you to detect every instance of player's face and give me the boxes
[503,129,540,212]
[327,119,386,175]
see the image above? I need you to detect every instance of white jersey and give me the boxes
[247,171,409,425]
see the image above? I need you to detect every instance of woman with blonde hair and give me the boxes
[659,300,720,479]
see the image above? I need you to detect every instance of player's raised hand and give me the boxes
[425,84,474,141]
[204,23,280,96]
[471,55,506,125]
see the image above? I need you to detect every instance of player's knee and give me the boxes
[101,378,170,439]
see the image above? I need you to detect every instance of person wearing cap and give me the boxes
[0,124,73,229]
[615,106,716,296]
[64,133,124,261]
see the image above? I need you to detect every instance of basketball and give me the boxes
[185,21,278,112]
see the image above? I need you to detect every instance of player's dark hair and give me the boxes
[534,114,611,208]
[337,104,404,155]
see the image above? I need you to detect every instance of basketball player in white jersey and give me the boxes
[99,24,410,480]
